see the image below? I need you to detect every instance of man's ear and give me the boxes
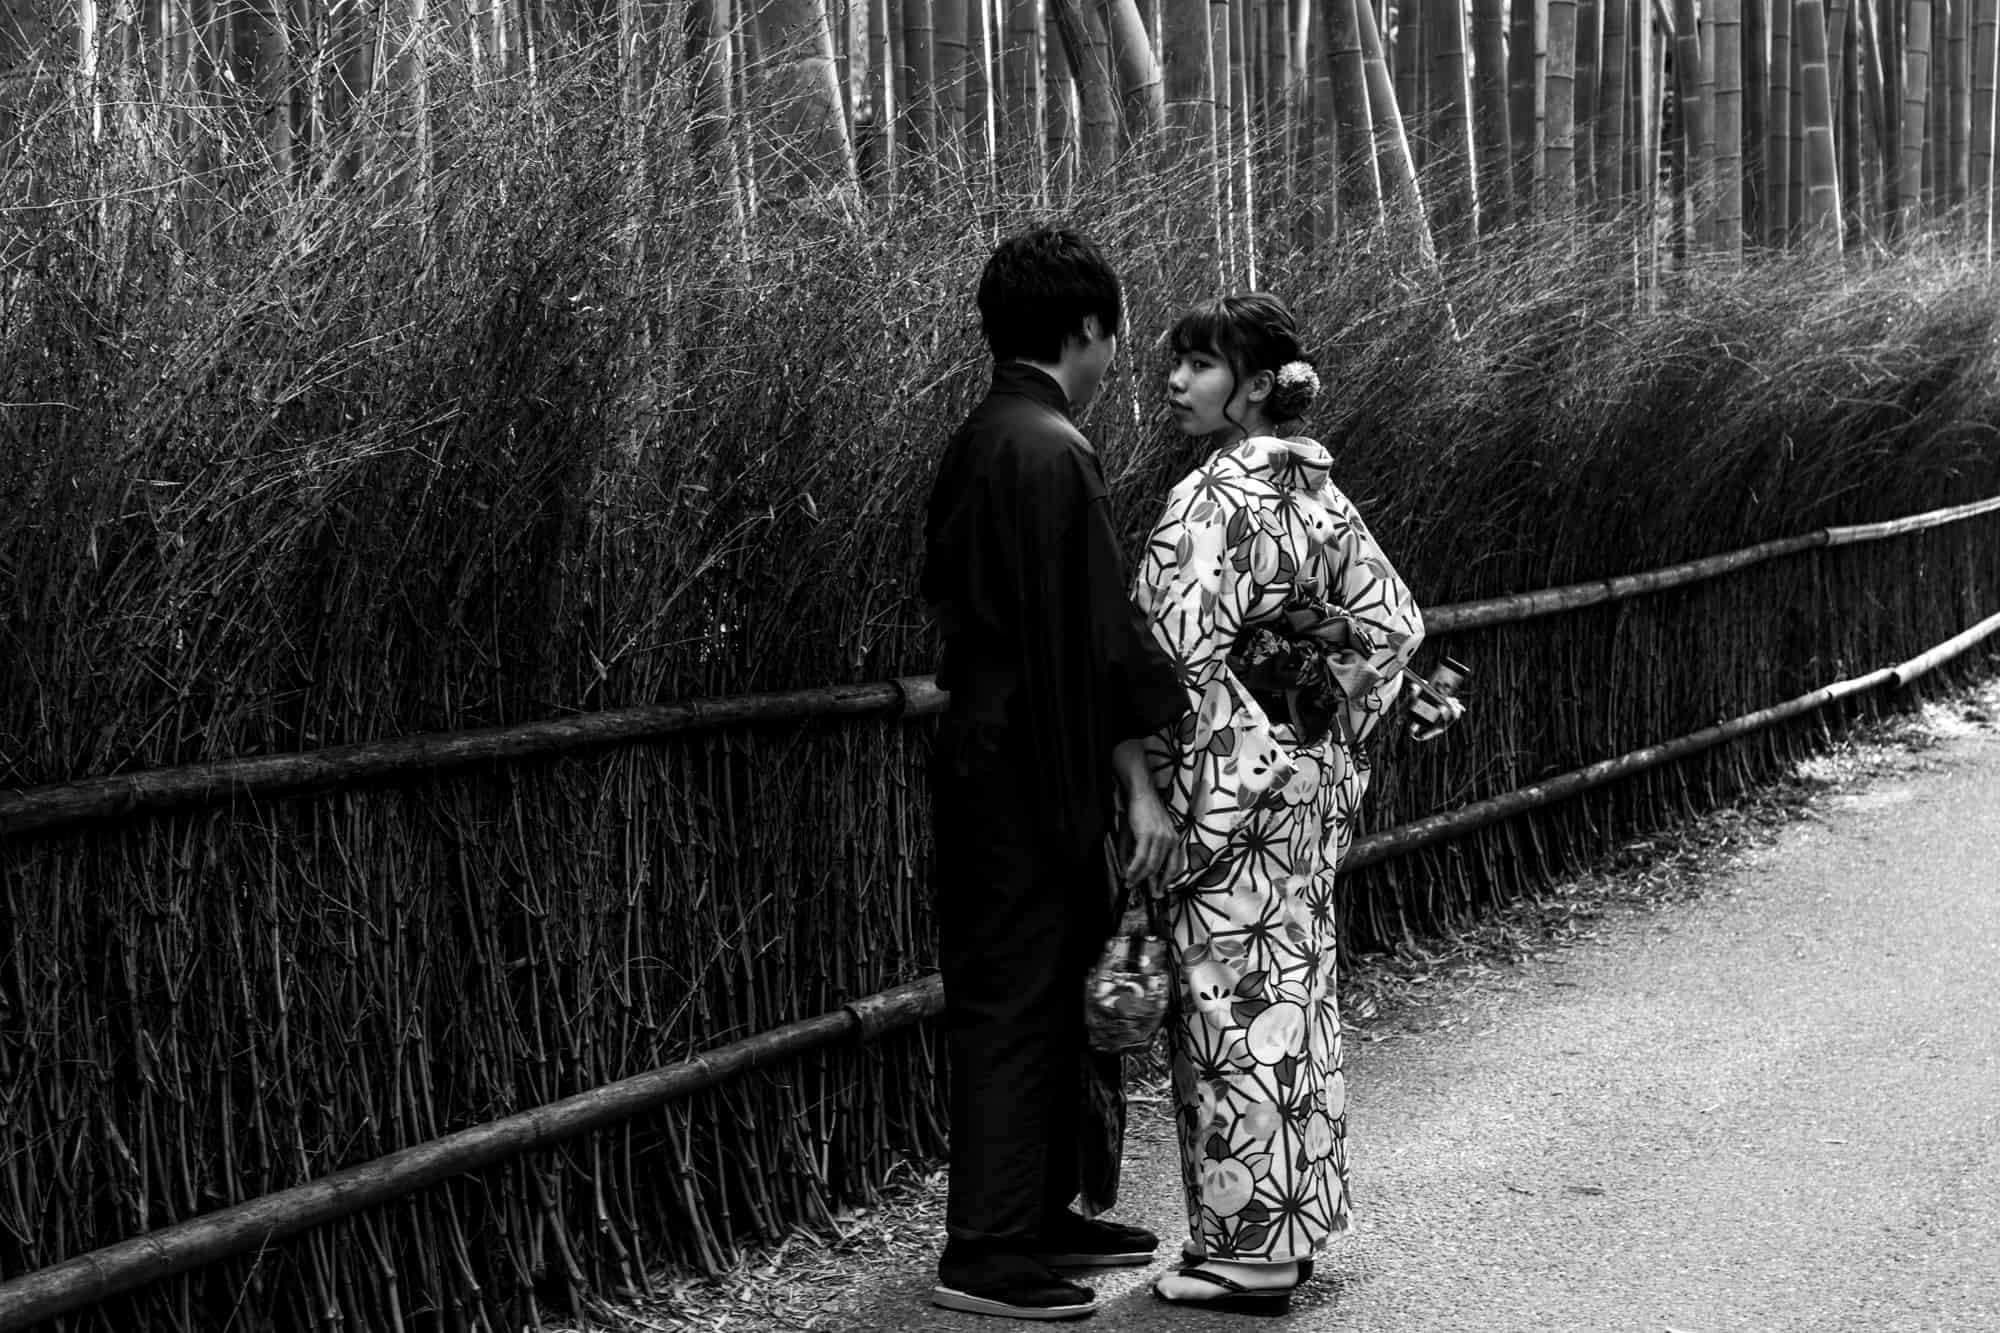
[1077,314,1108,344]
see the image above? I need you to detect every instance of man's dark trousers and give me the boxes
[930,713,1114,1246]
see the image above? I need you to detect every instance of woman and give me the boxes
[1129,293,1451,1311]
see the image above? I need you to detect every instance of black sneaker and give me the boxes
[933,1244,1098,1321]
[1029,1211,1159,1267]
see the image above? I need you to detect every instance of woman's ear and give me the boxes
[1245,369,1275,404]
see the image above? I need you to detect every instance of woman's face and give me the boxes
[1167,346,1258,438]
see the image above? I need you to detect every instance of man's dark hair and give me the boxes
[976,227,1123,363]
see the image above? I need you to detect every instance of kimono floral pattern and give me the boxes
[1134,435,1424,1263]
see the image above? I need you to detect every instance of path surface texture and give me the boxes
[833,718,2000,1333]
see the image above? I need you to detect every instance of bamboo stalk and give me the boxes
[1595,0,1628,209]
[1769,0,1796,243]
[1742,0,1767,237]
[1797,0,1845,244]
[1712,0,1744,253]
[1670,0,1710,246]
[1545,0,1580,215]
[1470,0,1511,224]
[1905,0,1936,232]
[1975,0,1999,250]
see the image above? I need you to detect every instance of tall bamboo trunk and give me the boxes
[1950,0,1972,207]
[1470,0,1511,223]
[1575,0,1601,209]
[1543,0,1578,215]
[1902,0,1935,232]
[1880,0,1904,220]
[1210,0,1237,271]
[1099,0,1165,144]
[999,0,1043,176]
[1670,0,1708,246]
[962,0,986,165]
[1299,0,1339,241]
[1395,0,1423,163]
[1767,0,1794,243]
[901,0,938,182]
[1795,0,1844,245]
[868,0,898,188]
[1742,0,1766,238]
[1594,0,1627,211]
[1354,0,1432,250]
[935,0,969,153]
[1428,0,1477,240]
[1047,0,1078,191]
[1842,0,1869,239]
[241,0,293,175]
[1324,0,1382,228]
[1974,0,1998,251]
[753,0,860,200]
[1162,0,1215,162]
[1049,0,1118,166]
[1711,0,1743,254]
[1508,0,1543,209]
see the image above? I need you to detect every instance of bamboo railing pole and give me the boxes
[0,680,941,837]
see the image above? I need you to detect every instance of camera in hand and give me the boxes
[1406,656,1469,739]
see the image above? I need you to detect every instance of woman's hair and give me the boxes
[1169,292,1321,426]
[977,227,1124,363]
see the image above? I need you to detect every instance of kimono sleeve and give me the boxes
[1314,484,1425,748]
[1132,469,1292,877]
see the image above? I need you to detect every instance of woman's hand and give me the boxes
[1408,694,1466,743]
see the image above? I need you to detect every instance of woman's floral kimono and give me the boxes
[1134,435,1424,1263]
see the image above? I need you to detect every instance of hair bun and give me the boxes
[1270,359,1321,420]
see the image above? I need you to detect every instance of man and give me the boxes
[920,227,1190,1320]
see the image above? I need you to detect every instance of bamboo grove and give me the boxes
[4,0,2000,270]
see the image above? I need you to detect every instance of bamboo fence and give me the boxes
[3,493,1999,1332]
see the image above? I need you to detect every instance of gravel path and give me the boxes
[821,702,2000,1333]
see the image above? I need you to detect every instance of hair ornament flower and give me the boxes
[1272,359,1322,416]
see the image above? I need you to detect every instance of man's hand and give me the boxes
[1120,786,1177,894]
